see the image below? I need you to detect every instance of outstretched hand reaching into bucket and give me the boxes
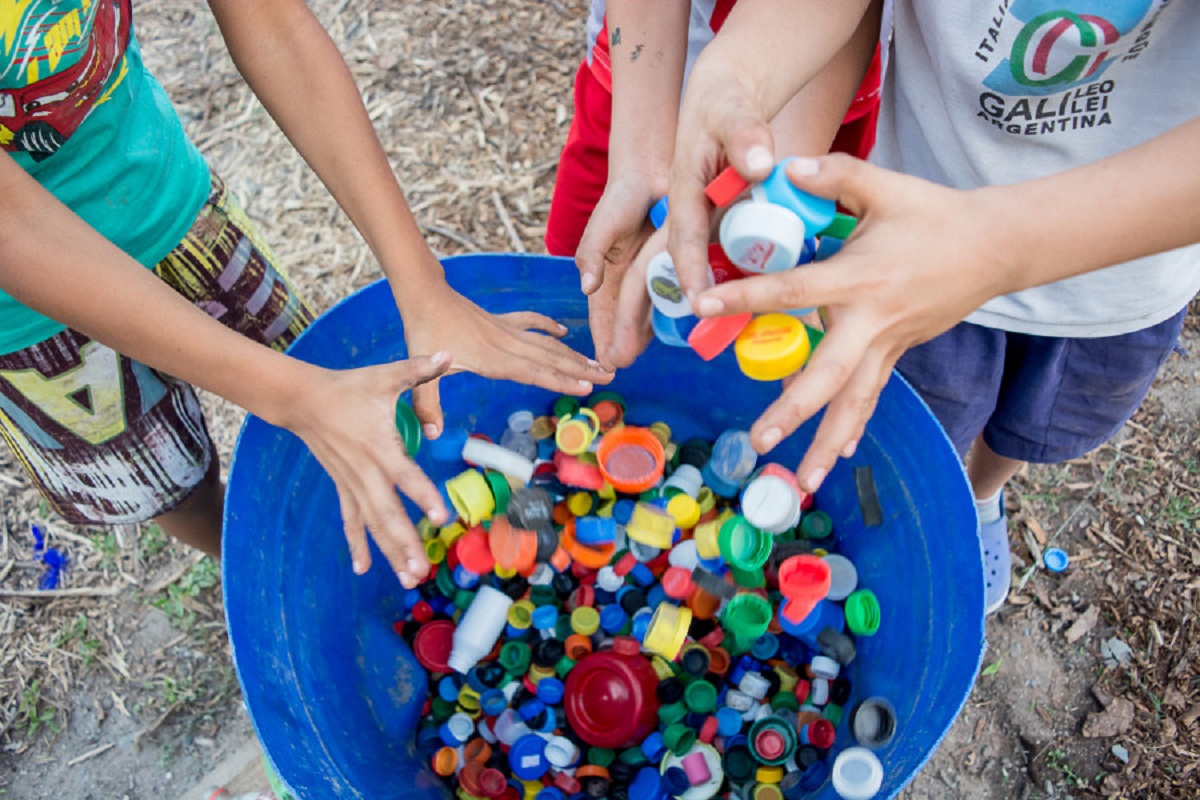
[285,353,454,588]
[398,282,614,438]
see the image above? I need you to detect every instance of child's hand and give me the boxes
[400,286,614,436]
[692,155,1008,494]
[607,225,670,368]
[287,353,453,589]
[576,170,665,368]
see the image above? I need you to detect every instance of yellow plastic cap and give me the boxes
[734,314,812,382]
[644,603,693,661]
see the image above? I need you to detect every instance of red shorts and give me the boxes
[545,49,882,258]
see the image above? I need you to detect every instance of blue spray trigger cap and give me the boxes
[753,157,836,232]
[649,196,670,230]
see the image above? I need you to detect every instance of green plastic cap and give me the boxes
[394,399,422,458]
[684,679,718,713]
[499,640,532,675]
[663,722,697,756]
[845,588,881,636]
[819,212,858,240]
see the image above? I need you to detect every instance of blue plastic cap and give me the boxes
[402,587,422,612]
[428,427,469,462]
[536,677,565,706]
[509,733,550,780]
[646,583,668,610]
[480,688,508,717]
[537,437,558,461]
[416,725,444,758]
[631,766,668,800]
[576,516,618,546]
[716,706,744,737]
[537,789,566,800]
[662,766,690,796]
[757,158,837,232]
[1043,547,1069,573]
[613,499,637,525]
[815,235,845,262]
[438,676,461,703]
[798,758,829,791]
[649,196,670,230]
[652,307,698,348]
[641,731,668,764]
[518,697,547,724]
[752,632,780,661]
[531,605,558,631]
[427,596,452,616]
[797,236,817,266]
[600,604,629,634]
[453,564,481,589]
[631,609,652,643]
[594,587,617,606]
[630,563,657,588]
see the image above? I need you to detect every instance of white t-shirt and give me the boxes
[872,0,1200,337]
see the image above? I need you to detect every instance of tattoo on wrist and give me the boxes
[631,43,643,62]
[610,27,621,46]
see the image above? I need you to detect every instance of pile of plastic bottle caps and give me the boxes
[392,392,898,800]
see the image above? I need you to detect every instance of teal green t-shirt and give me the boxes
[0,0,210,354]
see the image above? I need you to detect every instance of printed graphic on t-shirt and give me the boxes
[0,0,130,160]
[971,0,1171,137]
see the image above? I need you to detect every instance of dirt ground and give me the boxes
[1,2,1197,799]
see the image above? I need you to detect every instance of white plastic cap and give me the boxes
[461,437,535,484]
[667,539,700,571]
[741,475,800,534]
[832,747,884,800]
[646,251,693,318]
[738,671,772,700]
[823,554,860,602]
[663,464,704,498]
[810,654,841,680]
[544,735,578,768]
[718,200,806,274]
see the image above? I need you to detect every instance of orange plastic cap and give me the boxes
[596,426,666,494]
[488,515,538,572]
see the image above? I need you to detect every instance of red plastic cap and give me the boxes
[689,313,754,361]
[755,729,787,761]
[661,566,696,600]
[777,554,832,623]
[456,525,496,575]
[564,650,662,748]
[706,165,752,208]
[807,718,836,749]
[708,242,748,285]
[412,618,455,673]
[479,766,509,797]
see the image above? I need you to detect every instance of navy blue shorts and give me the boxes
[895,308,1188,464]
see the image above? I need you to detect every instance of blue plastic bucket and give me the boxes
[224,254,984,799]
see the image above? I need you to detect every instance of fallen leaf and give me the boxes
[1083,697,1135,738]
[1065,606,1100,644]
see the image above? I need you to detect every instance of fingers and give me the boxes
[607,245,656,368]
[587,278,622,371]
[497,311,570,338]
[783,153,890,219]
[695,263,851,318]
[339,493,371,575]
[359,487,426,589]
[412,378,444,440]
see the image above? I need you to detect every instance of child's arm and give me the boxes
[0,154,447,588]
[575,0,690,366]
[694,117,1200,493]
[204,0,611,434]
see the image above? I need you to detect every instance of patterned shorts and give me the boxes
[0,175,315,524]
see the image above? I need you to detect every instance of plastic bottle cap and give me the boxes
[823,553,859,602]
[432,745,458,776]
[394,399,422,458]
[721,594,772,654]
[684,679,718,713]
[777,555,832,624]
[571,606,601,636]
[554,451,608,491]
[590,399,625,432]
[412,618,455,673]
[693,521,722,560]
[751,158,837,233]
[666,494,702,530]
[740,475,801,534]
[718,516,773,572]
[597,427,667,494]
[643,603,693,661]
[719,201,806,274]
[556,410,601,456]
[1043,547,1070,572]
[560,518,616,569]
[687,313,754,362]
[735,314,812,382]
[509,734,551,780]
[831,747,884,800]
[626,503,678,550]
[821,211,858,239]
[447,469,498,527]
[652,307,697,348]
[478,766,509,798]
[646,251,693,319]
[463,437,536,484]
[456,525,497,575]
[649,196,670,229]
[851,696,898,750]
[708,242,748,285]
[564,650,662,748]
[845,589,881,636]
[660,566,696,600]
[489,515,538,572]
[705,165,751,208]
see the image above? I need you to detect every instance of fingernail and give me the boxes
[431,350,449,365]
[746,146,774,173]
[759,427,783,451]
[842,439,859,458]
[788,157,820,177]
[803,467,827,493]
[352,559,367,575]
[557,323,569,334]
[428,505,448,525]
[407,558,423,576]
[399,572,414,588]
[696,296,725,316]
[581,272,598,294]
[422,423,439,438]
[587,358,601,368]
[578,380,593,391]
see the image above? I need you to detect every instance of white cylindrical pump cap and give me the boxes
[448,585,514,674]
[831,747,884,800]
[544,735,578,768]
[663,464,704,498]
[667,539,700,571]
[810,654,841,680]
[824,554,859,602]
[741,475,801,534]
[718,200,806,274]
[646,251,693,318]
[461,437,535,484]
